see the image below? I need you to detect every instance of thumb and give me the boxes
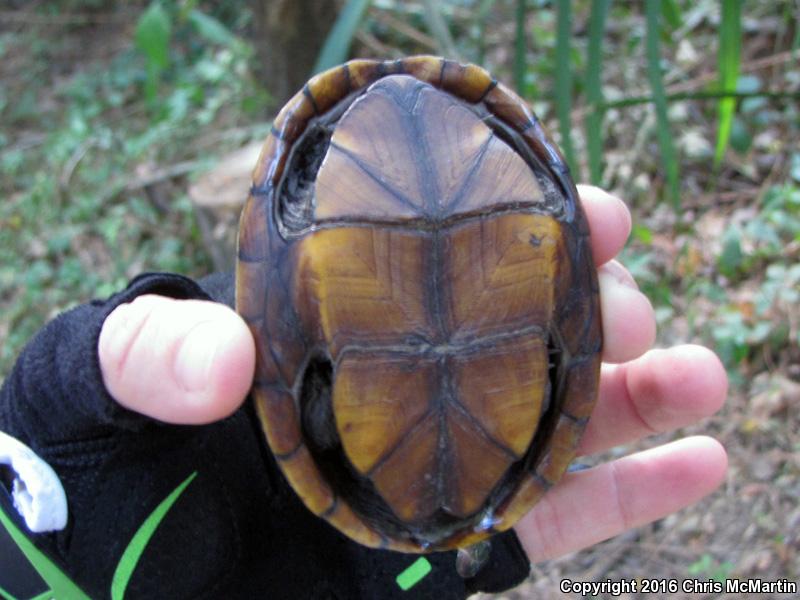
[98,294,255,424]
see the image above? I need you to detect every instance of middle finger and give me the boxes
[576,344,728,456]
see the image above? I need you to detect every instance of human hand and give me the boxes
[512,185,728,561]
[96,185,727,561]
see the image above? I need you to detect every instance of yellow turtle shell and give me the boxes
[236,56,602,552]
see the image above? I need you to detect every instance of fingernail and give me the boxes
[173,321,220,393]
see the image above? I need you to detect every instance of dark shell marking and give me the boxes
[236,56,601,552]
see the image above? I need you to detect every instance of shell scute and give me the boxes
[482,81,537,133]
[440,60,494,102]
[272,88,316,146]
[333,354,436,475]
[400,55,444,87]
[253,386,302,456]
[451,336,548,458]
[292,227,433,355]
[306,65,352,114]
[444,215,561,341]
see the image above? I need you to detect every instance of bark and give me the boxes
[250,0,339,110]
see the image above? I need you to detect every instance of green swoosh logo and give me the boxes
[111,472,197,600]
[0,471,197,600]
[2,469,432,597]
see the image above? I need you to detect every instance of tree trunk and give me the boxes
[250,0,339,111]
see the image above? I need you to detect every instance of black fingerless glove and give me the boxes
[0,272,530,599]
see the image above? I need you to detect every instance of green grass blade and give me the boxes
[584,0,610,185]
[555,0,577,176]
[645,0,680,207]
[794,11,800,50]
[600,88,799,109]
[514,0,527,95]
[422,0,459,59]
[714,0,742,167]
[312,0,371,75]
[660,0,682,31]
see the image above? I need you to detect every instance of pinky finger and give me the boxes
[514,436,728,563]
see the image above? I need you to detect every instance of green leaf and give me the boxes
[514,0,527,95]
[689,554,714,575]
[188,9,239,48]
[632,224,654,244]
[661,0,683,30]
[584,0,609,184]
[135,2,171,70]
[313,0,371,75]
[554,0,577,176]
[135,2,171,106]
[790,152,800,182]
[645,0,680,207]
[714,0,742,167]
[729,116,751,153]
[718,225,743,278]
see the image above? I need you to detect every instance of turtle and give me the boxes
[235,56,602,558]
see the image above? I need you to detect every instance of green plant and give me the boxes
[715,0,742,167]
[708,183,800,370]
[688,553,735,583]
[135,2,171,106]
[0,3,265,378]
[313,0,372,74]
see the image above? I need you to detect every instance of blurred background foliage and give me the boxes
[1,0,798,590]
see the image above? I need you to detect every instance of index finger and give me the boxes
[578,184,632,266]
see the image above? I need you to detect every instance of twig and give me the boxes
[354,30,399,57]
[600,89,800,110]
[679,187,763,210]
[572,48,800,121]
[192,122,273,151]
[658,48,800,97]
[0,10,134,25]
[372,11,438,49]
[98,160,201,205]
[58,137,98,198]
[1,133,47,155]
[629,542,706,558]
[126,161,201,191]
